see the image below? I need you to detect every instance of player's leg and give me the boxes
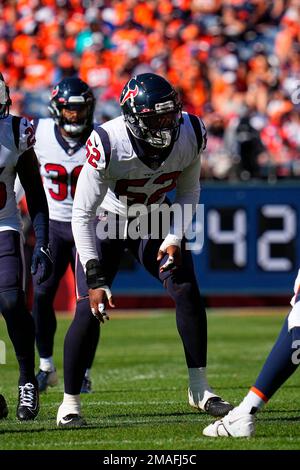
[33,221,72,391]
[80,327,100,394]
[242,316,299,411]
[70,243,100,394]
[133,236,233,417]
[203,314,300,437]
[0,230,38,420]
[57,237,124,427]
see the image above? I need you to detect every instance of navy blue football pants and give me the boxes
[0,230,36,385]
[64,233,207,395]
[32,220,99,368]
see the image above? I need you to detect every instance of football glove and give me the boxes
[31,245,53,285]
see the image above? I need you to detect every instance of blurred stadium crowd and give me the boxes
[1,0,300,180]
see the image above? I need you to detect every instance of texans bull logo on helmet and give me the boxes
[51,86,59,98]
[120,79,139,107]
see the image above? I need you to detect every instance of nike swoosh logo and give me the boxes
[60,417,74,424]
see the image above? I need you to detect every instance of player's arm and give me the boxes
[14,175,25,204]
[13,121,40,204]
[173,155,201,227]
[72,132,114,321]
[158,116,205,271]
[170,115,205,239]
[16,147,53,283]
[72,148,109,270]
[157,156,201,271]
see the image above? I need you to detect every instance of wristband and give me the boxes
[86,259,107,290]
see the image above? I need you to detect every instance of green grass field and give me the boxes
[1,307,300,450]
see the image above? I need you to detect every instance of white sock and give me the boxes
[84,369,90,379]
[60,393,81,415]
[40,357,55,372]
[235,389,266,415]
[57,393,81,424]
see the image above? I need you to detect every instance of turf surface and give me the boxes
[1,307,300,450]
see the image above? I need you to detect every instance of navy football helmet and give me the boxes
[49,77,95,135]
[120,73,182,148]
[0,73,11,119]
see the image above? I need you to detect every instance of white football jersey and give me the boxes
[73,112,206,267]
[0,114,35,232]
[34,118,89,222]
[84,112,205,214]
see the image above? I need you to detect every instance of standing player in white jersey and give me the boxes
[32,77,100,393]
[0,73,52,420]
[56,73,233,427]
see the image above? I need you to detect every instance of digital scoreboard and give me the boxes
[114,183,300,296]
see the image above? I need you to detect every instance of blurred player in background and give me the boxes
[57,73,233,427]
[203,271,300,437]
[32,77,100,393]
[0,72,52,420]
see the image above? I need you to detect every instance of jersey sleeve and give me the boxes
[188,114,207,154]
[176,155,201,198]
[14,174,25,204]
[199,118,207,152]
[72,157,109,270]
[86,129,109,171]
[31,117,40,132]
[167,156,201,242]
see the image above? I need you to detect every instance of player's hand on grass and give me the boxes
[88,286,115,323]
[157,245,182,273]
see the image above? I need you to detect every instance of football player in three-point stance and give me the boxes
[0,73,52,420]
[32,77,100,393]
[57,73,233,427]
[203,272,300,438]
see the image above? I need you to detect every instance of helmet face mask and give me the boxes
[120,73,182,149]
[61,105,89,135]
[49,78,95,136]
[0,73,11,119]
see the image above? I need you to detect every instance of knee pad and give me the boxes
[168,279,197,302]
[33,285,55,299]
[0,289,23,315]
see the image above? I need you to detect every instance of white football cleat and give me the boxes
[57,413,86,428]
[203,408,255,437]
[57,402,85,427]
